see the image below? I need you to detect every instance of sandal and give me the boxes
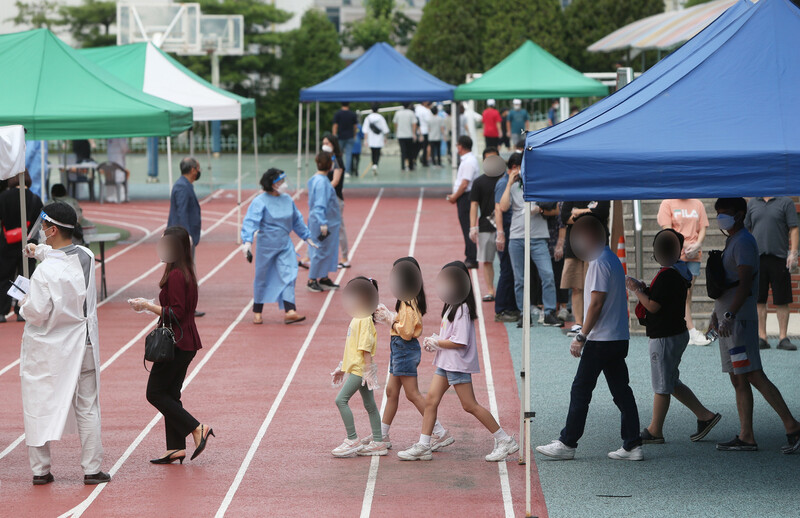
[253,313,263,325]
[640,428,665,444]
[482,294,495,302]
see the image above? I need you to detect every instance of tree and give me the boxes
[483,0,566,68]
[7,0,60,29]
[563,0,664,73]
[59,0,116,48]
[341,0,416,52]
[683,0,713,6]
[262,9,345,151]
[407,0,490,85]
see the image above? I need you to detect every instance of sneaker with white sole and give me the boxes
[398,443,433,461]
[535,440,576,460]
[607,446,644,461]
[358,441,389,456]
[430,431,455,451]
[332,438,364,458]
[360,434,392,449]
[485,437,520,462]
[567,324,582,337]
[688,328,711,346]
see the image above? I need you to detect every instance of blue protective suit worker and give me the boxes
[241,169,315,325]
[307,152,341,293]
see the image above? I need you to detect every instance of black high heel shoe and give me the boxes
[150,450,185,464]
[190,425,215,460]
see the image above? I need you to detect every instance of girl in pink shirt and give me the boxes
[398,261,518,462]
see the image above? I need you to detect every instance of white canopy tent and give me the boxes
[80,42,258,240]
[0,125,30,276]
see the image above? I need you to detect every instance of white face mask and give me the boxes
[38,227,48,245]
[717,214,736,231]
[322,144,333,153]
[277,183,289,194]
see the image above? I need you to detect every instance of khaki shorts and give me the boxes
[561,258,587,290]
[478,231,497,263]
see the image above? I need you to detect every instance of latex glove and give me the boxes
[718,316,735,338]
[469,226,479,243]
[242,242,253,262]
[128,298,155,313]
[306,238,320,249]
[320,225,328,237]
[496,232,505,252]
[787,251,798,271]
[362,362,380,391]
[25,243,52,262]
[330,361,345,387]
[570,338,583,358]
[374,304,396,326]
[710,311,719,332]
[625,276,645,293]
[684,243,701,260]
[23,243,37,258]
[423,334,441,352]
[554,243,564,261]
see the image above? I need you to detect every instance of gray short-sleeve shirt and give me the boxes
[745,197,798,258]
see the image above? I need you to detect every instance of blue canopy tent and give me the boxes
[295,43,455,185]
[514,1,800,510]
[522,0,797,202]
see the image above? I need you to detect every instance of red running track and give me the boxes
[0,188,547,518]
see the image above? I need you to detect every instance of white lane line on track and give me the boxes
[0,211,251,458]
[214,188,385,518]
[360,187,423,518]
[58,300,254,518]
[471,269,515,518]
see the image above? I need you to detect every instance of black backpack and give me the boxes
[706,250,738,299]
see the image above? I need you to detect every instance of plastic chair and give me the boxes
[97,161,128,203]
[67,163,96,201]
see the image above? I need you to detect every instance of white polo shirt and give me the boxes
[455,152,479,193]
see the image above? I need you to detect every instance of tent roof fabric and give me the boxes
[0,125,26,180]
[523,0,799,202]
[455,40,608,100]
[0,29,193,140]
[299,42,454,102]
[80,43,256,121]
[588,0,755,52]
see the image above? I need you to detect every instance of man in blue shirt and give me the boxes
[547,100,560,126]
[506,99,530,148]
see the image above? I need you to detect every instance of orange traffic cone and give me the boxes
[617,235,627,275]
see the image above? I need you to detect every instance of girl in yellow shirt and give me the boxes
[331,277,385,457]
[371,257,452,451]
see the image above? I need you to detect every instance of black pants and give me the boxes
[398,138,414,170]
[552,257,569,304]
[485,136,500,149]
[559,340,641,451]
[495,221,518,314]
[351,153,360,177]
[429,140,441,165]
[253,301,296,313]
[146,348,201,450]
[416,135,429,166]
[370,147,381,166]
[456,195,477,263]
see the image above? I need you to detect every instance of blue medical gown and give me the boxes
[307,174,341,279]
[241,193,310,308]
[26,140,49,200]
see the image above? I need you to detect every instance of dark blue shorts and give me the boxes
[389,336,421,377]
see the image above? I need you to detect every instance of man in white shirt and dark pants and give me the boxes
[447,135,479,269]
[363,103,390,175]
[536,213,642,461]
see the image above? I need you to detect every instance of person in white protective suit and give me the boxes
[19,202,110,486]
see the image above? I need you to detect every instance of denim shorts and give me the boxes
[687,261,700,278]
[435,367,472,385]
[390,336,421,377]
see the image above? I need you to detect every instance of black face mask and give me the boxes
[195,170,202,181]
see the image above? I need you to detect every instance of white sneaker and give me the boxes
[398,443,433,461]
[688,328,711,346]
[485,437,520,462]
[567,324,582,337]
[332,438,364,458]
[430,431,455,451]
[360,434,392,449]
[537,310,544,325]
[607,446,644,461]
[535,440,576,460]
[358,441,389,456]
[557,307,570,321]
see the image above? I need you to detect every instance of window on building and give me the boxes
[326,7,341,33]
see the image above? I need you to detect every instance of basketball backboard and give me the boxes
[117,3,201,54]
[199,14,244,56]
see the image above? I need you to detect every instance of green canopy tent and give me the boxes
[0,29,193,214]
[80,42,257,238]
[454,40,608,100]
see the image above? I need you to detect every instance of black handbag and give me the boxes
[144,308,182,369]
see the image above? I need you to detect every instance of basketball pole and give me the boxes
[253,116,259,178]
[296,103,302,191]
[305,102,310,185]
[167,136,173,189]
[237,118,242,244]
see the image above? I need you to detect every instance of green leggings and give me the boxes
[335,374,382,441]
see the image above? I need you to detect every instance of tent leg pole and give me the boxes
[297,103,303,191]
[305,103,310,184]
[237,119,242,244]
[189,127,194,156]
[167,137,173,189]
[253,117,259,177]
[19,172,29,278]
[523,201,532,516]
[40,140,46,203]
[451,102,458,183]
[315,101,320,154]
[204,121,212,178]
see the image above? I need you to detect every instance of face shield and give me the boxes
[27,210,75,242]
